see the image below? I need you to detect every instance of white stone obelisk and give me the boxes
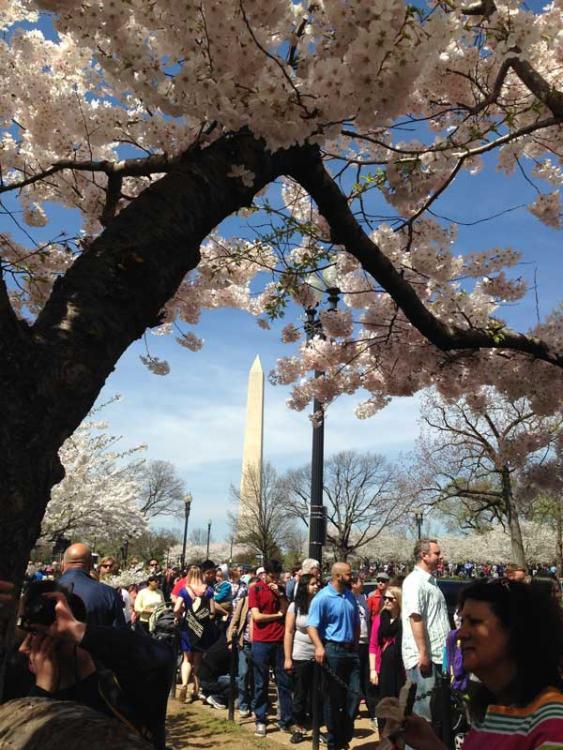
[239,355,264,517]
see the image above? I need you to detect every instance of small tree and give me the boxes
[285,450,405,562]
[231,462,295,562]
[137,459,186,519]
[412,388,561,569]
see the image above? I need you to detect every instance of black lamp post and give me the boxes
[305,280,340,570]
[119,538,129,567]
[414,510,424,540]
[181,493,192,570]
[206,519,212,559]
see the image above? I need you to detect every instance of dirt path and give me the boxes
[167,695,381,749]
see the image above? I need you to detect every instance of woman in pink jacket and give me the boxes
[368,585,405,731]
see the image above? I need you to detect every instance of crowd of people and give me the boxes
[5,539,563,750]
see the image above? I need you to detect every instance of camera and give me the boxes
[18,580,65,631]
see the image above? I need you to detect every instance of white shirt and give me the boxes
[354,593,370,644]
[401,566,450,670]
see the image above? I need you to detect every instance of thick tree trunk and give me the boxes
[556,497,563,577]
[501,466,527,570]
[0,132,304,587]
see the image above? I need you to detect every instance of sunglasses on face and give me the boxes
[377,579,387,583]
[383,596,396,602]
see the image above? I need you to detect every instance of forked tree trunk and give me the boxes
[0,132,306,590]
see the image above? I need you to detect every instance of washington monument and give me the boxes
[239,355,264,514]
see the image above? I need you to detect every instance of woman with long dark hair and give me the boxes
[403,578,563,749]
[284,573,319,742]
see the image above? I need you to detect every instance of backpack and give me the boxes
[149,603,177,646]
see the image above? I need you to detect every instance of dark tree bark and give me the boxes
[0,131,304,589]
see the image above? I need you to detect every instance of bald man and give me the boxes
[308,562,360,750]
[59,543,126,628]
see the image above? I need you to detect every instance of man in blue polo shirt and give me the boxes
[307,562,360,750]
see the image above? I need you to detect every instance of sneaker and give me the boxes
[277,722,295,734]
[255,723,267,737]
[206,695,226,710]
[177,685,187,703]
[290,730,305,744]
[319,731,328,745]
[239,709,251,718]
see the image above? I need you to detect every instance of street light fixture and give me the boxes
[304,263,340,569]
[181,493,192,570]
[414,510,424,540]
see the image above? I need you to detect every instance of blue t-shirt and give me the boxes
[307,583,359,643]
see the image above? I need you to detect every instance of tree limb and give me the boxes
[288,148,562,367]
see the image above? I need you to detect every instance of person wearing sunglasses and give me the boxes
[367,572,390,620]
[369,586,405,733]
[403,579,563,750]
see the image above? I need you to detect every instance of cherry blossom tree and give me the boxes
[0,0,562,587]
[40,404,147,545]
[411,387,561,569]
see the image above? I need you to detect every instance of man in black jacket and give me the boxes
[17,580,174,750]
[59,543,126,628]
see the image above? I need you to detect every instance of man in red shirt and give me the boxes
[367,572,389,619]
[248,559,292,737]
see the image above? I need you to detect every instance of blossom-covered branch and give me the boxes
[289,148,562,367]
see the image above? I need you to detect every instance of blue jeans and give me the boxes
[324,642,361,750]
[251,640,292,725]
[238,642,253,712]
[406,662,442,722]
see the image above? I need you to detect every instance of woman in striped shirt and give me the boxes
[403,578,563,750]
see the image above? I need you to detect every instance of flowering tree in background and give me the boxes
[41,404,147,545]
[0,0,562,583]
[411,387,561,568]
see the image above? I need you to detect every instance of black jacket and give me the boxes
[31,624,174,749]
[59,569,126,628]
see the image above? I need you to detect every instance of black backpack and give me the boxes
[149,603,178,646]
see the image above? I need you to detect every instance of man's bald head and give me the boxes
[331,562,351,578]
[63,543,92,571]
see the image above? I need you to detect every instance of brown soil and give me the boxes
[166,695,381,749]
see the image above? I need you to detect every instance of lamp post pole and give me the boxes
[414,511,424,540]
[206,519,212,559]
[305,286,340,570]
[181,493,192,569]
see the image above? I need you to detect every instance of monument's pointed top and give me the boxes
[250,355,263,373]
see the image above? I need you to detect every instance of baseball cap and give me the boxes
[256,566,265,576]
[376,572,390,581]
